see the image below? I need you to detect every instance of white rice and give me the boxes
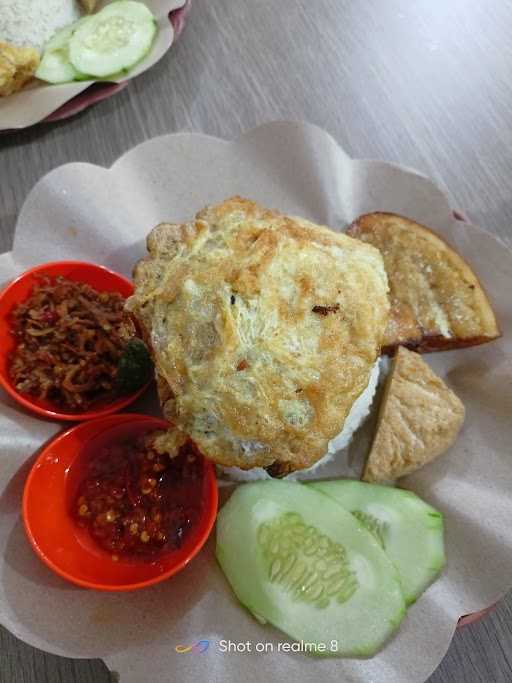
[0,0,82,53]
[218,358,381,482]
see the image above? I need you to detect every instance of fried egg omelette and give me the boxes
[128,197,390,474]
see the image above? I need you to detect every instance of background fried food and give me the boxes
[79,0,99,13]
[0,42,39,97]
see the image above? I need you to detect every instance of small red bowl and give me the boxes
[22,414,218,591]
[0,261,147,421]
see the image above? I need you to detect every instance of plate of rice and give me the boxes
[0,0,191,131]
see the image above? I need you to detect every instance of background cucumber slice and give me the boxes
[69,1,157,78]
[309,480,446,605]
[36,21,85,84]
[216,481,406,657]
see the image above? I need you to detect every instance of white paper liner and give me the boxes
[0,122,511,683]
[0,0,186,130]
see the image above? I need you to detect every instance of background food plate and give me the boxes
[0,0,190,131]
[0,122,511,683]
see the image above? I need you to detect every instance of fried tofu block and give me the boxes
[0,42,40,97]
[347,212,500,354]
[363,346,465,483]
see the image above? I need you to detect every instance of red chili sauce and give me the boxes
[74,432,204,560]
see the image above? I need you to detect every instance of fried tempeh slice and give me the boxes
[0,42,40,97]
[347,212,500,354]
[362,346,465,483]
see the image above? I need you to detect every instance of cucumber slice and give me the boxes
[216,481,406,657]
[309,480,446,605]
[36,21,86,84]
[69,1,157,78]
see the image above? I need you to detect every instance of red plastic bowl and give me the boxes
[22,414,218,591]
[0,261,148,421]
